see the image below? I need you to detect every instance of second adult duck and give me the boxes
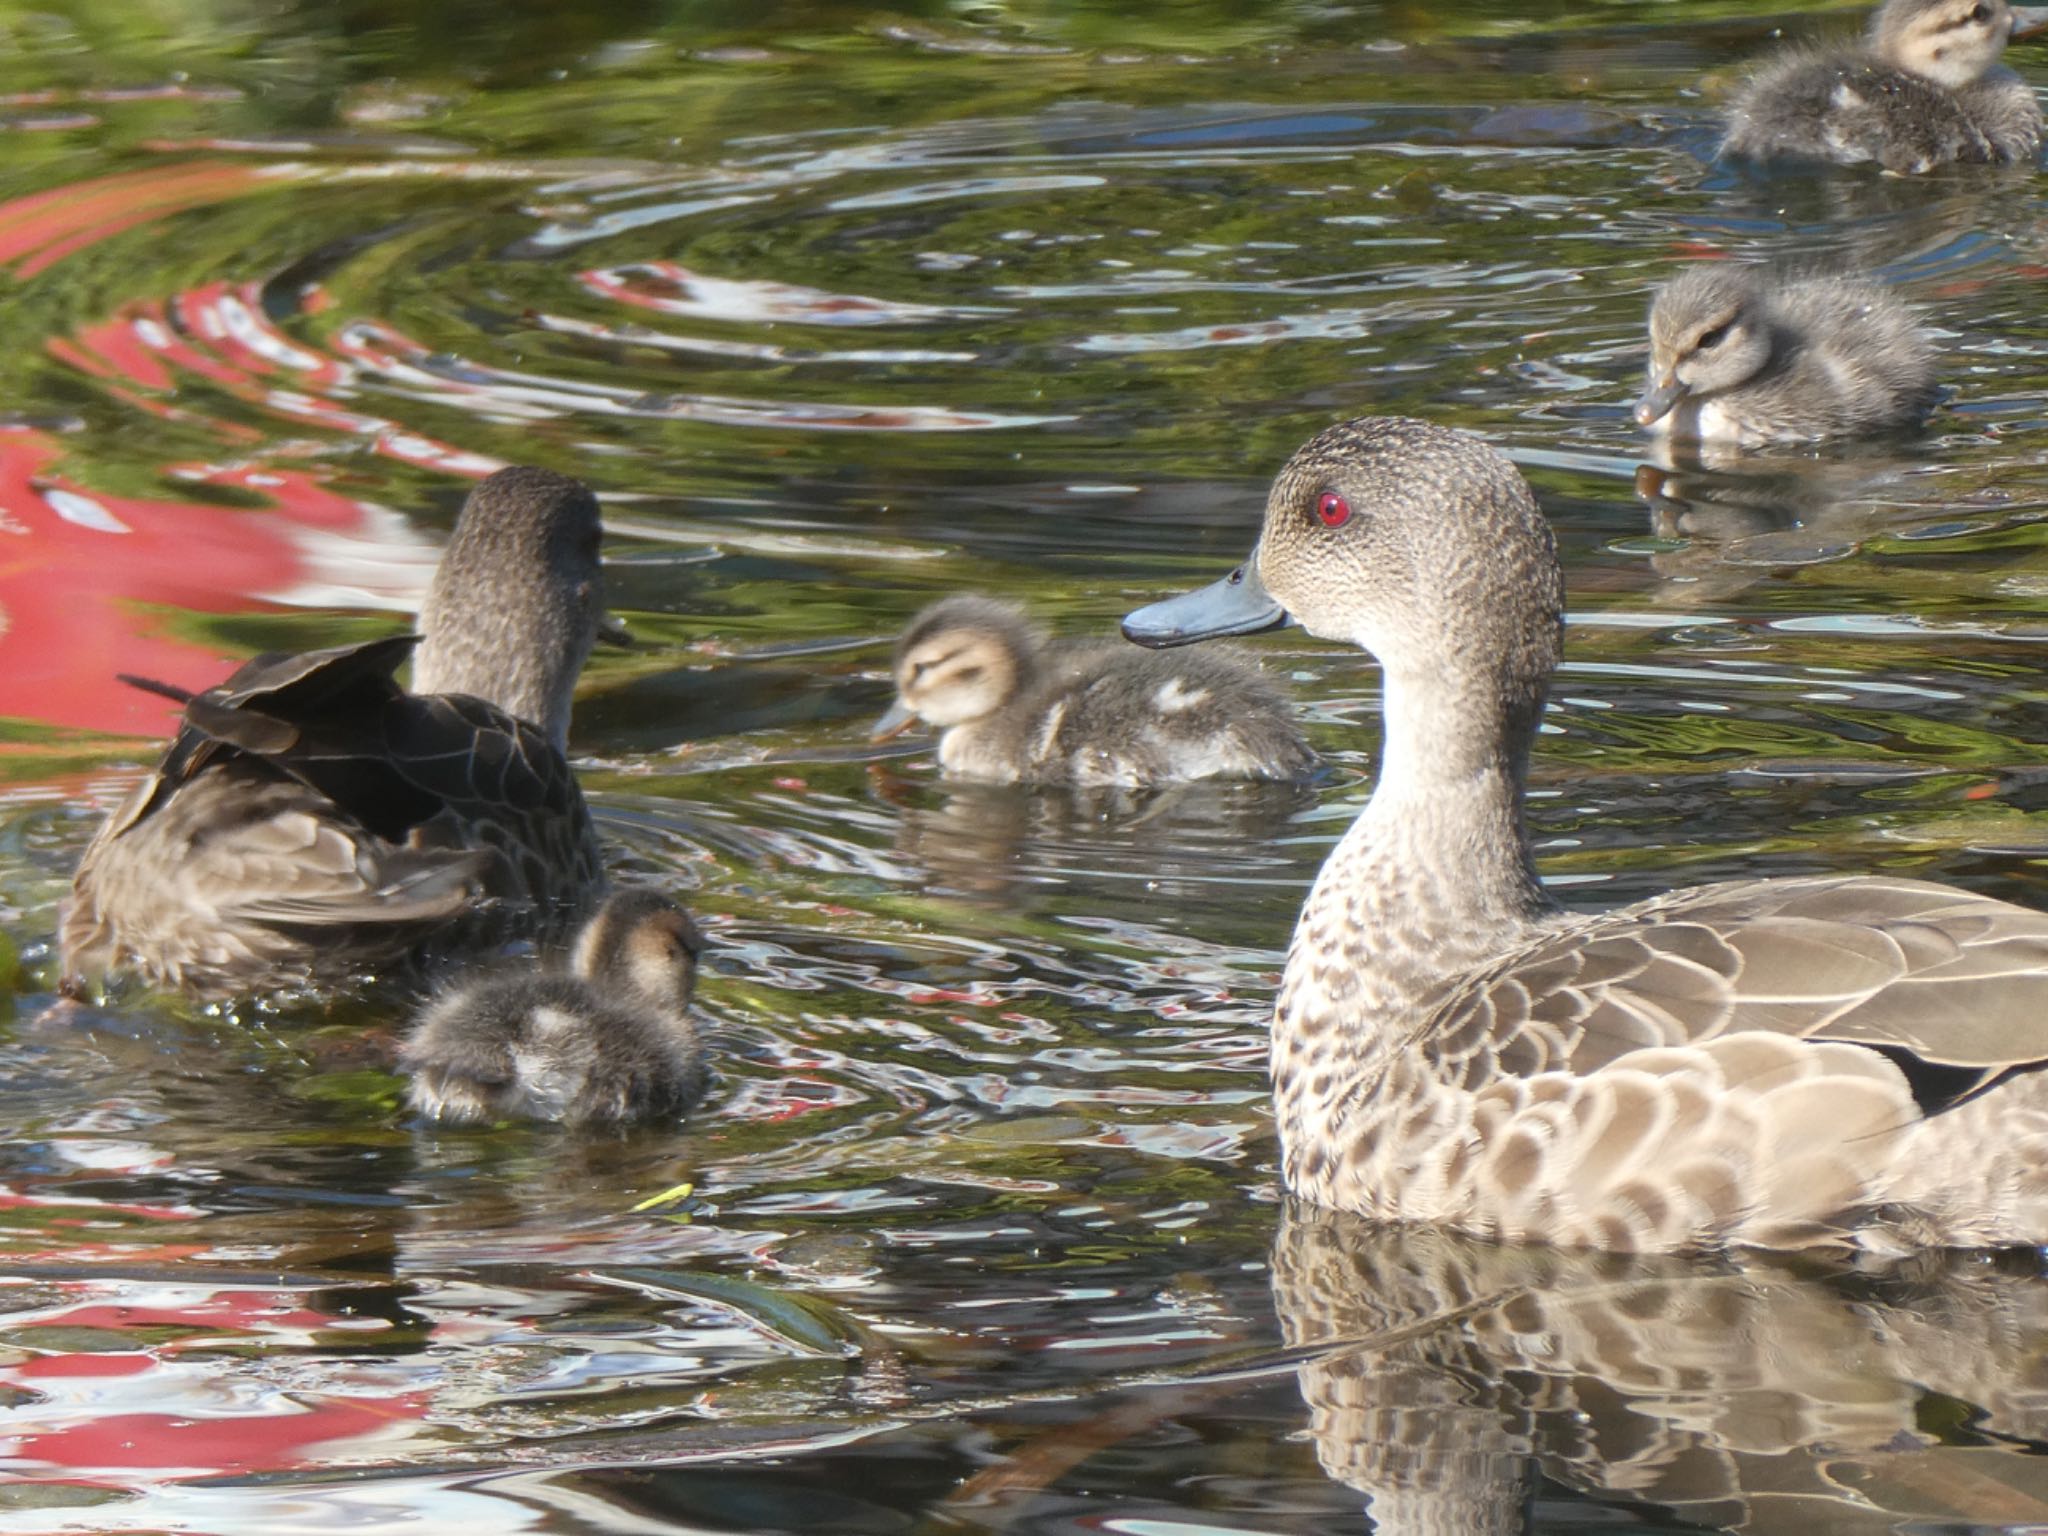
[61,466,611,998]
[874,595,1313,786]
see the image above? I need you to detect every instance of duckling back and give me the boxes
[402,973,702,1129]
[400,887,705,1129]
[952,641,1315,787]
[1721,47,2039,172]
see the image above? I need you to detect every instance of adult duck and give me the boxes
[1125,416,2048,1254]
[62,466,609,998]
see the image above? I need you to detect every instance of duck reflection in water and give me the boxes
[877,771,1318,907]
[1632,452,1931,603]
[1274,1205,2048,1536]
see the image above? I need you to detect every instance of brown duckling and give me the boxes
[873,595,1314,787]
[1721,0,2048,174]
[400,889,706,1129]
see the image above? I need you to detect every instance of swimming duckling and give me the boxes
[1635,264,1938,446]
[400,889,706,1128]
[1720,0,2048,173]
[873,595,1314,787]
[60,467,610,999]
[1126,415,2048,1255]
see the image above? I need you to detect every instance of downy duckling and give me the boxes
[1720,0,2048,173]
[1635,264,1938,446]
[1126,415,2048,1256]
[61,466,610,998]
[401,889,706,1128]
[873,595,1314,787]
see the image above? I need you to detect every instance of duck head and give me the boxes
[873,596,1039,741]
[1635,264,1776,429]
[1871,0,2048,88]
[1123,417,1563,731]
[571,887,704,1014]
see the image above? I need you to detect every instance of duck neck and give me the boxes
[1273,659,1556,1133]
[1352,660,1553,931]
[413,610,583,752]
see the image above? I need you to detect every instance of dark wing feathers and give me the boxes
[1434,875,2048,1115]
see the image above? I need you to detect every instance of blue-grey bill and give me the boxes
[2013,5,2048,38]
[1122,561,1289,649]
[871,698,919,742]
[1632,376,1687,428]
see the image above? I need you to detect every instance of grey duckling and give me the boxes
[1720,0,2048,173]
[1635,264,1939,446]
[873,594,1314,787]
[61,466,610,999]
[401,888,705,1128]
[1127,416,2048,1255]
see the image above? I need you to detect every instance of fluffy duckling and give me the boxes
[1634,264,1939,446]
[1720,0,2047,173]
[873,595,1314,787]
[400,889,706,1129]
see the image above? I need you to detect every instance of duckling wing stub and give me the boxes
[1431,874,2048,1117]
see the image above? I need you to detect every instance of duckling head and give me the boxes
[873,596,1039,740]
[411,466,608,749]
[570,888,704,1014]
[1635,265,1775,429]
[1870,0,2042,88]
[1123,417,1562,743]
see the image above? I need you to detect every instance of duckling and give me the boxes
[1126,415,2048,1255]
[61,466,610,999]
[1720,0,2048,173]
[1634,264,1938,446]
[400,888,706,1128]
[872,595,1314,787]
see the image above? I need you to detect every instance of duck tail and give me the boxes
[116,673,196,706]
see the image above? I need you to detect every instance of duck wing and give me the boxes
[1429,874,2048,1112]
[68,635,599,995]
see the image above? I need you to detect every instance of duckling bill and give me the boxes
[874,595,1313,787]
[401,888,706,1128]
[1721,0,2048,173]
[1634,264,1939,445]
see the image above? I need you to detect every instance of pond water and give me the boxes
[6,1,2048,1531]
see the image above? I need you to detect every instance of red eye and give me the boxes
[1316,491,1351,528]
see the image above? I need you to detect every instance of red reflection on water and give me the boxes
[0,1283,430,1480]
[0,430,430,735]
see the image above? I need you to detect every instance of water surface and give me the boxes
[5,2,2048,1531]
